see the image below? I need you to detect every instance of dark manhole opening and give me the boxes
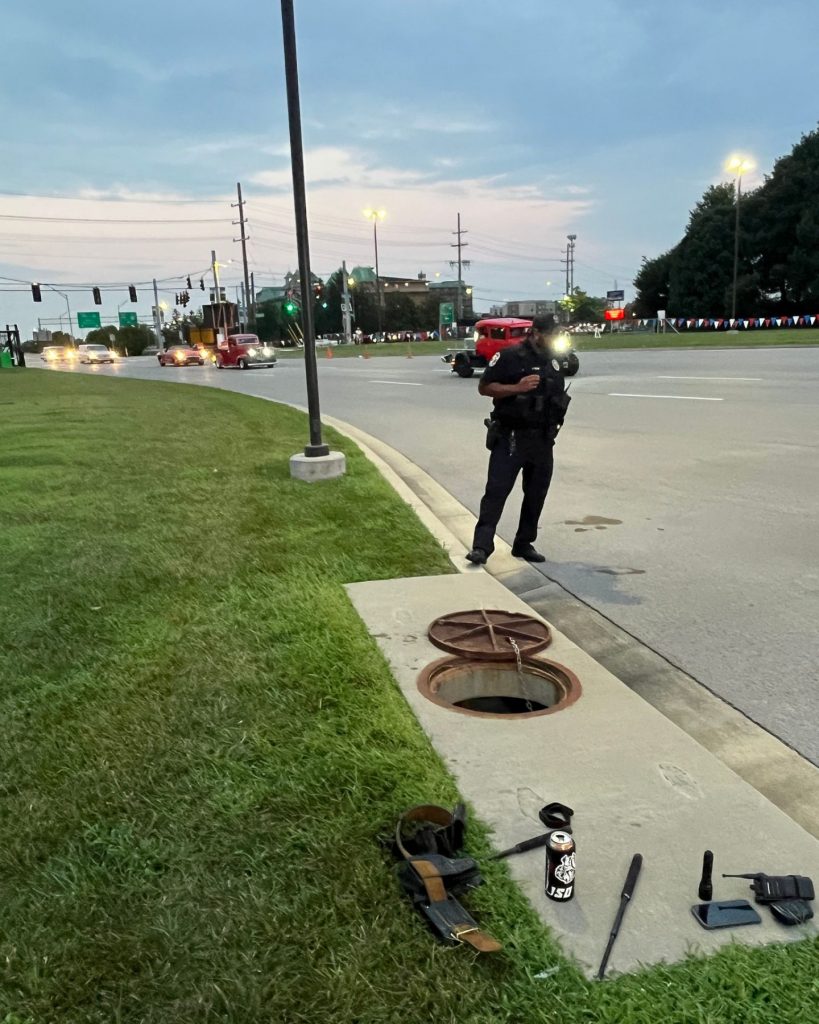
[417,657,582,720]
[455,695,548,714]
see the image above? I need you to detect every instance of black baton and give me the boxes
[596,854,643,980]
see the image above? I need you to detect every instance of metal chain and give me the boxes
[508,637,535,713]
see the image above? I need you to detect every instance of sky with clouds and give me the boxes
[2,0,819,336]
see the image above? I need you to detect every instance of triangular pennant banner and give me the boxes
[812,316,817,325]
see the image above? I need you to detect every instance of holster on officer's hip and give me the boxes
[484,417,503,451]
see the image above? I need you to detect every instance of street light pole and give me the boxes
[726,156,754,322]
[280,0,329,457]
[47,287,76,346]
[731,176,742,320]
[364,208,386,338]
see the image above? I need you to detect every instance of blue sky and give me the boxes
[2,0,819,336]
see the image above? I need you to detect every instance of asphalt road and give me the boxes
[45,346,819,763]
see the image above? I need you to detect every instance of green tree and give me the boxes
[632,251,675,317]
[85,325,120,346]
[559,288,606,323]
[384,293,421,331]
[118,324,156,355]
[666,183,738,316]
[744,128,819,310]
[350,288,379,333]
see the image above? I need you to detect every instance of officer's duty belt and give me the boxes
[393,804,501,953]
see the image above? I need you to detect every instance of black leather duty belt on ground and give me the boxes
[393,804,502,953]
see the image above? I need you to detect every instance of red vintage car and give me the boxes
[215,334,277,370]
[158,344,204,367]
[443,317,579,378]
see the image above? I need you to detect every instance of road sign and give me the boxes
[439,302,454,325]
[118,312,138,327]
[77,312,101,329]
[606,290,625,301]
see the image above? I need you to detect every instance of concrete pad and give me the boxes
[345,572,819,977]
[289,450,346,481]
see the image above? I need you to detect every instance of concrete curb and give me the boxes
[321,412,819,839]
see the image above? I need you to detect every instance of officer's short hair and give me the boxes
[530,314,558,334]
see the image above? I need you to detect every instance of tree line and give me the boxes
[634,127,819,318]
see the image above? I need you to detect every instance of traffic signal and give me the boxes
[175,293,180,305]
[31,283,42,302]
[129,285,137,302]
[93,287,102,305]
[313,281,324,301]
[186,276,192,289]
[284,300,297,316]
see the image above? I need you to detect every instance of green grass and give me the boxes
[275,339,455,359]
[575,328,819,351]
[275,330,819,361]
[1,372,816,1024]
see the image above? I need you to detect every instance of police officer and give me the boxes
[466,314,571,565]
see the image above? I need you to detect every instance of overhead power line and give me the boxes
[0,214,227,225]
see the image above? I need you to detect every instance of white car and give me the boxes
[78,344,115,364]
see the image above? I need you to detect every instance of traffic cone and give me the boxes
[325,346,333,359]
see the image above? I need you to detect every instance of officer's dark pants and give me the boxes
[472,433,554,556]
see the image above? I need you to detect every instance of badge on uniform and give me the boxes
[489,352,500,366]
[551,359,560,372]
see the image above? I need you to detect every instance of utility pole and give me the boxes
[567,234,577,295]
[341,260,353,344]
[211,250,224,344]
[233,182,254,329]
[250,271,256,327]
[152,278,163,349]
[449,212,470,323]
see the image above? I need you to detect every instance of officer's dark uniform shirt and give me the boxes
[481,340,568,458]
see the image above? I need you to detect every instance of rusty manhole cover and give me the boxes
[427,609,551,661]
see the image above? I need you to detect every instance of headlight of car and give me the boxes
[247,347,257,356]
[262,347,272,356]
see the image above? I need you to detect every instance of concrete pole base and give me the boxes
[289,450,346,482]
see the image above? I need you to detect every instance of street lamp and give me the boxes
[46,286,76,346]
[363,208,386,336]
[725,155,755,320]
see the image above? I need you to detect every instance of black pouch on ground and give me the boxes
[390,803,501,952]
[722,872,815,904]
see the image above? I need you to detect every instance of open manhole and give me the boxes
[427,609,551,661]
[417,655,582,719]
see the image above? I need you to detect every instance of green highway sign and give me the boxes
[439,302,454,325]
[77,312,101,329]
[118,312,138,327]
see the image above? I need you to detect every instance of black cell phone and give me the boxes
[691,899,762,930]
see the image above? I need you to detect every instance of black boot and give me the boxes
[511,543,545,563]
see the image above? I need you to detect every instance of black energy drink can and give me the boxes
[545,830,576,901]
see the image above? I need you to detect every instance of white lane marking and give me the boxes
[369,379,423,386]
[657,375,762,382]
[609,393,723,402]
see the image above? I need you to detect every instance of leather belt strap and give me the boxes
[394,805,502,953]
